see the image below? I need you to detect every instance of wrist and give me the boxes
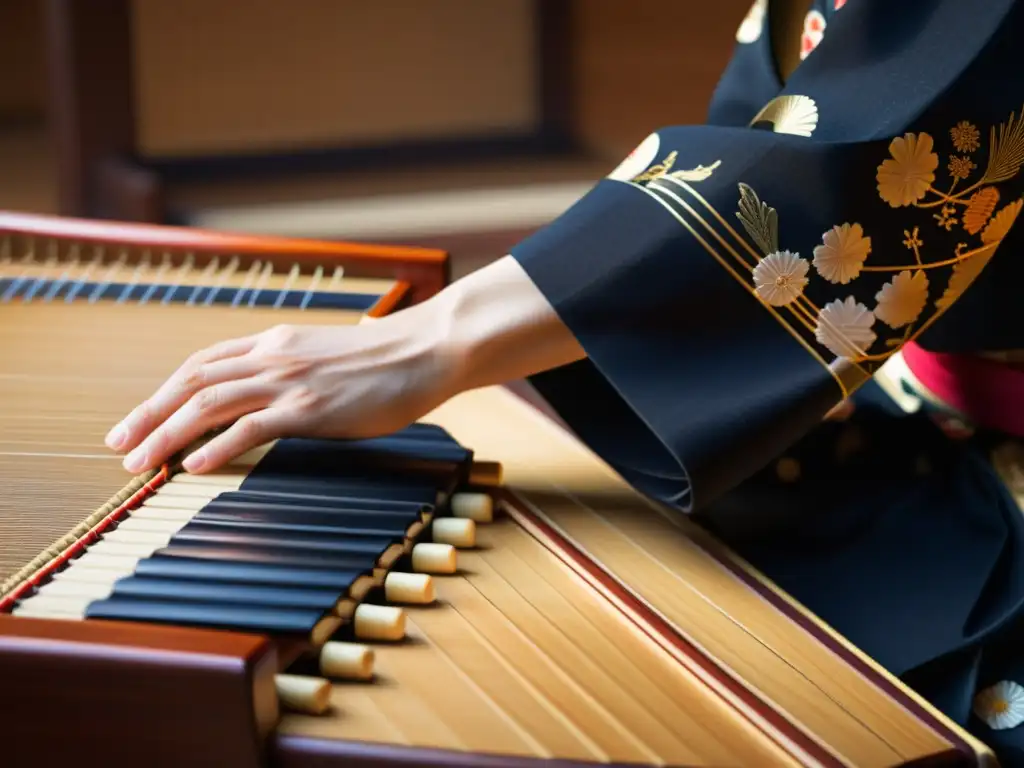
[426,255,585,394]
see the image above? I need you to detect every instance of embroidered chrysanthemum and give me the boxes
[973,681,1024,730]
[948,155,976,181]
[736,0,767,43]
[963,187,1001,234]
[752,250,810,306]
[877,133,939,207]
[815,296,877,358]
[981,199,1023,244]
[874,270,929,328]
[799,10,827,60]
[935,248,997,311]
[950,121,981,154]
[813,223,872,284]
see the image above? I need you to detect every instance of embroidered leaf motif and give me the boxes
[736,183,779,256]
[667,160,722,183]
[983,110,1024,185]
[633,151,678,182]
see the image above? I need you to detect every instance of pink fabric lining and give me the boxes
[901,341,1024,437]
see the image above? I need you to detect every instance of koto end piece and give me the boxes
[450,492,493,523]
[276,674,332,715]
[411,542,457,574]
[353,603,406,641]
[432,517,476,548]
[384,572,435,604]
[319,641,375,680]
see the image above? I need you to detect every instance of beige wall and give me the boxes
[131,0,540,157]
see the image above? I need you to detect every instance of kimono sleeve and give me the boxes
[509,3,1024,511]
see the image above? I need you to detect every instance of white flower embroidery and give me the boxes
[973,681,1024,730]
[815,296,877,358]
[750,94,819,138]
[607,133,660,181]
[874,270,929,328]
[752,250,810,306]
[813,223,872,284]
[736,0,767,44]
[800,10,827,60]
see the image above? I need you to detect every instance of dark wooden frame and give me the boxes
[42,0,576,225]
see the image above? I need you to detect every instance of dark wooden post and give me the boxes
[44,0,162,222]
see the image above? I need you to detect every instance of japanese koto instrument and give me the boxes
[0,211,994,767]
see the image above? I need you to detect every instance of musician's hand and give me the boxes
[105,256,585,473]
[104,304,461,473]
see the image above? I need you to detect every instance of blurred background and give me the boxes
[0,0,748,279]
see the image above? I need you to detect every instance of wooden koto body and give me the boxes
[0,212,995,768]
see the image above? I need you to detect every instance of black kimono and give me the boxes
[510,0,1024,763]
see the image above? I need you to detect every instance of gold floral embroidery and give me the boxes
[951,121,981,153]
[934,247,997,311]
[813,223,872,284]
[632,153,721,184]
[948,155,976,181]
[902,227,924,251]
[963,187,1000,233]
[729,106,1024,367]
[934,205,958,231]
[874,270,929,328]
[877,133,939,207]
[983,198,1024,243]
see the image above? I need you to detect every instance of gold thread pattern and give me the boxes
[616,106,1023,379]
[629,178,855,396]
[727,106,1024,366]
[632,152,722,185]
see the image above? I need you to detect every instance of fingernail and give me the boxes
[123,450,146,473]
[182,450,206,473]
[105,425,127,450]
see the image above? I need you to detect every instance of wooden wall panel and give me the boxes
[0,0,46,121]
[568,0,750,161]
[131,0,540,158]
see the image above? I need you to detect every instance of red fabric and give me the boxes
[902,341,1024,437]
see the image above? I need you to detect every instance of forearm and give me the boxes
[429,255,587,393]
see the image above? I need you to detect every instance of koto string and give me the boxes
[0,468,159,600]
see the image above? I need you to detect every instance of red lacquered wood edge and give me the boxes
[272,734,675,768]
[367,280,411,318]
[0,614,279,768]
[0,210,450,304]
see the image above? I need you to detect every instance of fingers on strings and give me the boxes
[106,334,266,470]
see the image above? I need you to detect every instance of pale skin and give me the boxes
[105,256,587,473]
